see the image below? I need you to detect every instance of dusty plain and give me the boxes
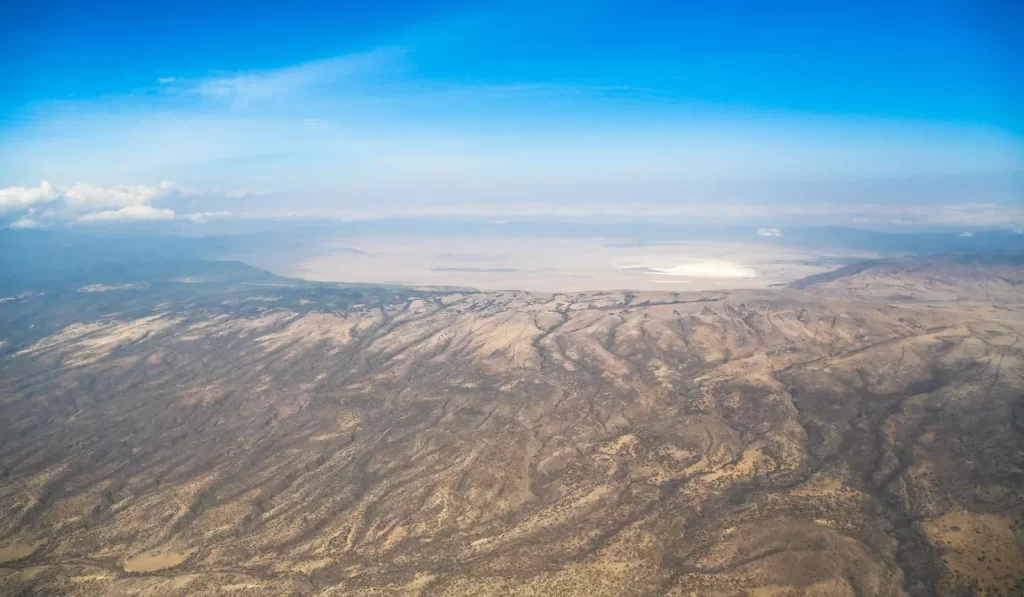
[283,236,872,292]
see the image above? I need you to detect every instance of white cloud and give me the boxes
[10,217,41,229]
[77,205,176,223]
[185,211,233,224]
[192,49,401,102]
[0,181,58,213]
[0,181,256,225]
[63,181,177,210]
[959,231,973,237]
[0,180,178,216]
[756,227,783,237]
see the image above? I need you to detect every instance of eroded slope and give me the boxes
[0,276,1022,596]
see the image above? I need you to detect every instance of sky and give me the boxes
[0,0,1021,230]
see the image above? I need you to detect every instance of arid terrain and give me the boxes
[1,254,1022,596]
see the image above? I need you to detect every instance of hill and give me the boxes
[0,255,1022,596]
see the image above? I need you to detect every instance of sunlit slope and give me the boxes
[1,256,1022,596]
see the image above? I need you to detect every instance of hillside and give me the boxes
[790,252,1024,304]
[0,256,1022,596]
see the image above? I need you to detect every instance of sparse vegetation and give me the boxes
[0,255,1022,596]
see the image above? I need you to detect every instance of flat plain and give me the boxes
[282,236,872,292]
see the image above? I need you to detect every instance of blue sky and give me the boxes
[1,0,1021,229]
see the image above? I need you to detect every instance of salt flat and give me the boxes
[284,236,873,292]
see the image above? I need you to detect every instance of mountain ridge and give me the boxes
[0,253,1022,596]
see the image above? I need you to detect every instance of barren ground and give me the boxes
[0,254,1022,596]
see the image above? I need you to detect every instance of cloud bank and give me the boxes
[10,216,41,229]
[77,205,177,224]
[1,180,175,215]
[1,181,244,227]
[5,177,1024,231]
